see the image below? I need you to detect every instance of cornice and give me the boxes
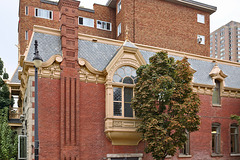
[33,25,61,37]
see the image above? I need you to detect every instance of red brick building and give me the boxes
[9,0,240,160]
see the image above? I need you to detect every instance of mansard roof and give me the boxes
[10,66,22,84]
[23,31,240,89]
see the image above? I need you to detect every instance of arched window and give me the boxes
[112,66,137,117]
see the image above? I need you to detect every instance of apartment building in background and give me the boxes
[8,0,240,160]
[210,21,240,62]
[18,0,216,57]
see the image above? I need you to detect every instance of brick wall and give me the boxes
[19,0,212,56]
[36,77,240,160]
[38,78,61,159]
[117,0,210,56]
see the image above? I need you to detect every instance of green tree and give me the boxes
[131,51,200,160]
[0,57,13,109]
[0,57,18,159]
[231,115,240,125]
[0,107,18,160]
[0,58,14,109]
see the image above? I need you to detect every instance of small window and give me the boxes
[197,14,205,24]
[97,20,112,31]
[197,35,205,45]
[18,135,27,159]
[231,124,239,154]
[180,131,190,155]
[25,31,28,40]
[117,0,122,13]
[212,79,221,105]
[35,8,53,20]
[117,23,121,36]
[25,6,28,15]
[78,16,94,28]
[212,123,221,154]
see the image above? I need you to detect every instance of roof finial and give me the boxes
[125,25,129,41]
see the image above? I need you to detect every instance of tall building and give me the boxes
[210,21,240,62]
[18,0,216,57]
[8,0,240,160]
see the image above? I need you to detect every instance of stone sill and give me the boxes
[211,153,223,157]
[178,154,192,158]
[212,104,221,107]
[230,153,240,157]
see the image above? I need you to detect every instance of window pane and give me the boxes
[19,136,27,159]
[113,75,122,82]
[114,102,122,116]
[125,66,132,76]
[79,17,83,24]
[124,103,133,117]
[212,134,215,153]
[123,77,133,84]
[231,134,235,153]
[113,87,122,101]
[212,80,220,105]
[117,67,125,78]
[124,88,133,102]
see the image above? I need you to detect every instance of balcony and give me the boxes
[8,107,22,126]
[105,117,142,145]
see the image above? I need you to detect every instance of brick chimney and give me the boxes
[58,0,80,159]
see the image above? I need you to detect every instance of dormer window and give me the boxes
[209,63,227,107]
[212,79,221,105]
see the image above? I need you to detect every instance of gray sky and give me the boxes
[0,0,240,78]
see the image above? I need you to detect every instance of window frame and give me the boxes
[117,0,122,14]
[197,14,205,24]
[25,31,28,40]
[117,23,121,37]
[197,35,205,45]
[34,8,53,20]
[18,135,27,160]
[112,66,137,118]
[231,124,239,154]
[212,123,221,155]
[25,6,28,15]
[179,131,190,156]
[212,79,221,106]
[97,20,112,31]
[78,16,94,28]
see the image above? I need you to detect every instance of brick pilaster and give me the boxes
[58,0,80,159]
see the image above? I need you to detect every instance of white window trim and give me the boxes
[117,0,121,14]
[34,8,53,20]
[117,23,121,36]
[25,6,28,15]
[197,35,205,45]
[97,20,112,31]
[78,16,94,28]
[107,153,143,160]
[25,31,28,40]
[197,14,205,24]
[18,135,27,160]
